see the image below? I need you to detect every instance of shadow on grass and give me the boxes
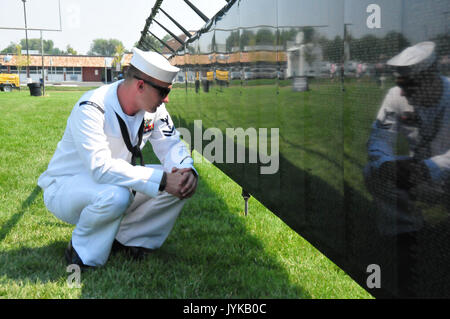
[80,152,312,298]
[0,186,41,243]
[0,186,73,290]
[0,241,70,285]
[0,158,311,298]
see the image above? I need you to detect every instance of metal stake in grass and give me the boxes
[242,189,251,216]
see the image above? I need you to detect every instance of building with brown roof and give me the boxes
[0,53,133,83]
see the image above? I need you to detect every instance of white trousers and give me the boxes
[43,165,186,266]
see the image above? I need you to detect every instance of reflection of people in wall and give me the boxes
[375,62,384,87]
[364,41,450,237]
[195,71,200,93]
[330,63,336,81]
[364,41,449,297]
[356,63,363,81]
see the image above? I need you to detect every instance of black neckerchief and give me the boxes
[115,112,145,166]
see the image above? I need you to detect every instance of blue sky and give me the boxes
[1,0,447,54]
[0,0,227,54]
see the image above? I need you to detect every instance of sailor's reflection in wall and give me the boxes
[363,41,450,296]
[364,41,450,236]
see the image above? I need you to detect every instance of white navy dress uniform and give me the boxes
[38,48,196,266]
[364,42,450,235]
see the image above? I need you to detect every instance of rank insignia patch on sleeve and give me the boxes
[160,115,175,136]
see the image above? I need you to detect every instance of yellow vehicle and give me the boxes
[206,71,214,81]
[0,73,20,92]
[215,70,229,82]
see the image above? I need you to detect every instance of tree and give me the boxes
[301,26,316,43]
[1,42,18,54]
[2,38,67,55]
[136,34,160,52]
[277,28,298,49]
[317,31,410,64]
[350,34,381,62]
[88,39,124,56]
[433,33,450,57]
[161,34,171,44]
[239,30,254,50]
[319,35,344,63]
[19,38,57,54]
[136,34,173,52]
[15,44,28,74]
[255,28,275,46]
[112,43,125,71]
[225,30,239,52]
[66,45,77,55]
[52,47,66,55]
[19,38,40,52]
[277,28,316,50]
[380,31,410,60]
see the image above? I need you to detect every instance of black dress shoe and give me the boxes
[65,240,95,271]
[111,239,153,260]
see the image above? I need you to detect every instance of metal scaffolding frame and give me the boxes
[0,0,63,95]
[137,0,236,58]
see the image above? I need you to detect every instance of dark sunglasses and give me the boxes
[133,76,171,98]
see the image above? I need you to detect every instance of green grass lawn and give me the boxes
[0,88,372,298]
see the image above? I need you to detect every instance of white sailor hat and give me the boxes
[387,41,437,77]
[130,47,180,83]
